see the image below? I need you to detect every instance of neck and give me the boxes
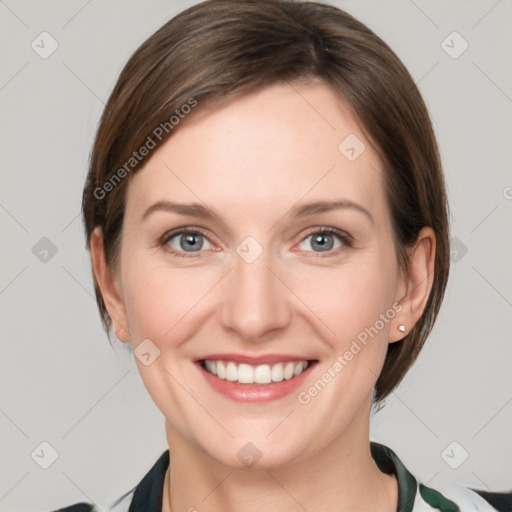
[162,408,397,512]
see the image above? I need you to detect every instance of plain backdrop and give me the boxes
[1,0,511,510]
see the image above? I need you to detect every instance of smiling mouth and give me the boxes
[200,359,316,385]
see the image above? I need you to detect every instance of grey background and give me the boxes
[1,0,511,510]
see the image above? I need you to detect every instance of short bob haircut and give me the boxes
[82,0,450,404]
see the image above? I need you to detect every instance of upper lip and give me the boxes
[196,353,316,365]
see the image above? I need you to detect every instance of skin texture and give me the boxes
[91,81,435,512]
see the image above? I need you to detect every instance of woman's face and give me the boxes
[102,82,412,468]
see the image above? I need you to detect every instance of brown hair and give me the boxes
[82,0,450,403]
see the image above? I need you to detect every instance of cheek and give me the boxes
[288,256,400,424]
[290,254,399,348]
[121,254,220,343]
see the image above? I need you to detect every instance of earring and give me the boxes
[398,325,406,333]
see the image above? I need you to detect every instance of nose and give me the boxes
[219,248,293,342]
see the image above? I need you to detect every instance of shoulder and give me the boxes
[44,491,133,512]
[370,441,512,512]
[47,505,95,512]
[416,483,512,512]
[45,449,168,512]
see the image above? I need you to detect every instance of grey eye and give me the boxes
[299,232,343,252]
[168,232,212,252]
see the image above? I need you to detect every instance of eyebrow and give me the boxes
[141,200,373,224]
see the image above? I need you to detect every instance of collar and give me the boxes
[124,442,438,512]
[370,442,419,512]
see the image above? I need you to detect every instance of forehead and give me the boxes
[125,82,388,223]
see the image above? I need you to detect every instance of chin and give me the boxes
[199,434,310,471]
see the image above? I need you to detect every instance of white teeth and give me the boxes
[237,363,254,384]
[271,363,284,382]
[284,362,295,380]
[226,361,238,381]
[294,361,307,376]
[203,359,310,384]
[217,361,226,379]
[254,364,272,384]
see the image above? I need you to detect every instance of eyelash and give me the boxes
[158,226,353,259]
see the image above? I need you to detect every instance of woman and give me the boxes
[58,0,510,510]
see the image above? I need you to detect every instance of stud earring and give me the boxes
[398,325,406,333]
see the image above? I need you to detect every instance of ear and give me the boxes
[389,226,436,343]
[90,226,131,342]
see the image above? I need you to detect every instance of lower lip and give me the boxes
[197,362,315,402]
